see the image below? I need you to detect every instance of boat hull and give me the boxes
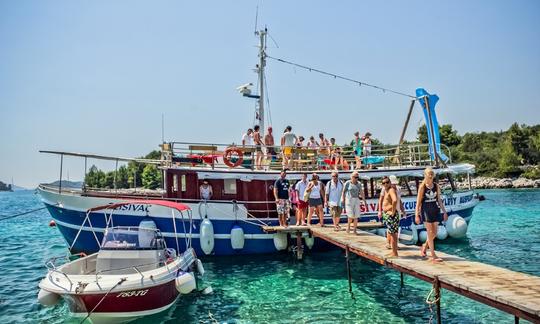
[38,186,480,256]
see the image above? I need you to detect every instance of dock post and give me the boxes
[434,277,441,324]
[346,247,352,293]
[400,272,404,287]
[296,232,303,260]
[515,316,519,323]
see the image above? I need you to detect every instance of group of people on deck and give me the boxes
[241,126,373,170]
[272,167,448,262]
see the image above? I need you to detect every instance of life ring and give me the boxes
[223,147,244,168]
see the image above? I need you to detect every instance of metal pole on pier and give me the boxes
[434,277,442,324]
[346,246,352,293]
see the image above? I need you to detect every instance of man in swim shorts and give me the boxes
[381,176,399,257]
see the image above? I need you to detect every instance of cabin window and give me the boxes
[173,174,178,192]
[181,175,186,192]
[223,179,237,194]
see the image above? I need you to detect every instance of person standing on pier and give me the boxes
[274,170,291,227]
[294,173,309,226]
[342,171,367,234]
[325,171,344,231]
[306,173,325,227]
[381,176,399,257]
[415,167,448,263]
[378,175,406,249]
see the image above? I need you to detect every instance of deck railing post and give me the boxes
[59,153,63,194]
[346,246,352,293]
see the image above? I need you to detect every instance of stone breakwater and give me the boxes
[455,177,540,189]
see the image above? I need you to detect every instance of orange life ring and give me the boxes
[223,147,244,168]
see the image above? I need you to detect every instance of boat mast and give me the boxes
[256,28,267,137]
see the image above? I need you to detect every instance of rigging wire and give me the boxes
[263,72,273,127]
[266,55,417,99]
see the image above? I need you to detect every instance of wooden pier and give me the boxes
[263,225,540,323]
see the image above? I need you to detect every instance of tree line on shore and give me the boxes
[84,123,539,190]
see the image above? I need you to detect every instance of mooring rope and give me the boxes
[0,206,48,221]
[79,277,127,324]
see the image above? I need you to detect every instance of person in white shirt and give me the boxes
[199,180,213,200]
[294,173,309,225]
[242,128,254,146]
[325,171,344,231]
[280,126,298,169]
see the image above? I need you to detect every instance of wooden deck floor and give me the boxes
[306,226,540,323]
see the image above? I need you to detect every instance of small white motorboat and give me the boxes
[38,200,205,323]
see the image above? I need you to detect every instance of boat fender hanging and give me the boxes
[48,220,56,227]
[175,272,196,294]
[200,218,215,255]
[436,225,448,240]
[445,214,468,238]
[223,147,244,168]
[376,228,386,237]
[196,258,205,276]
[38,289,60,307]
[410,223,419,244]
[304,235,315,249]
[230,225,245,250]
[419,230,428,243]
[273,233,288,251]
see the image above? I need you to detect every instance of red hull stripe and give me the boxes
[70,280,178,313]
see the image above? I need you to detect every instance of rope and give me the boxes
[207,311,219,324]
[425,284,441,324]
[267,55,416,99]
[0,206,48,221]
[207,203,269,227]
[79,277,127,324]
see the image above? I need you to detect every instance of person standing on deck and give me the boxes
[415,167,448,263]
[378,175,406,249]
[325,171,343,231]
[199,180,213,200]
[242,128,253,147]
[273,170,291,227]
[362,132,372,156]
[264,126,276,162]
[253,125,263,170]
[342,171,367,234]
[306,173,325,227]
[351,131,362,169]
[294,173,309,226]
[381,176,399,257]
[281,126,298,169]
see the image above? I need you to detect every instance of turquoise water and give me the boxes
[0,189,538,323]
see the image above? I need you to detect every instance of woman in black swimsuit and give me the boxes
[415,167,448,263]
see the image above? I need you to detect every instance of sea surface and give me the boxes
[0,189,538,323]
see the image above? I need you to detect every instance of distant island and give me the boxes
[0,181,13,192]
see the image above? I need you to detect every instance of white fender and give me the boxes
[175,272,196,294]
[436,225,448,240]
[304,236,315,249]
[138,218,157,248]
[419,230,428,243]
[38,289,60,307]
[411,223,419,244]
[445,214,468,238]
[273,233,288,251]
[230,225,245,250]
[196,258,205,276]
[200,218,214,255]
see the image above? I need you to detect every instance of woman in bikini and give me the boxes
[415,167,448,263]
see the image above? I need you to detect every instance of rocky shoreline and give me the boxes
[455,177,540,189]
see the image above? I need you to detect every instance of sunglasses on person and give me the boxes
[382,180,390,185]
[353,176,359,179]
[332,175,337,178]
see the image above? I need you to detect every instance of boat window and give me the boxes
[223,179,237,194]
[101,227,162,250]
[181,174,186,192]
[173,174,178,192]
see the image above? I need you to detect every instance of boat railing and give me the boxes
[164,141,451,171]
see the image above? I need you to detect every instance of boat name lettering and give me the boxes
[459,194,473,204]
[116,289,148,298]
[114,204,150,212]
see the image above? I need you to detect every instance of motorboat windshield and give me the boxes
[101,226,165,250]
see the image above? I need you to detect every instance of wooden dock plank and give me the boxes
[309,226,540,322]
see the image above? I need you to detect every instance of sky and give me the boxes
[1,0,539,188]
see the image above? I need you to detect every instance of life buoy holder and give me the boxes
[223,147,244,168]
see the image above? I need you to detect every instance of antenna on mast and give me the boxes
[254,6,259,35]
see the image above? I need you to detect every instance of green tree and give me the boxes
[496,138,523,177]
[141,165,162,189]
[117,165,129,188]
